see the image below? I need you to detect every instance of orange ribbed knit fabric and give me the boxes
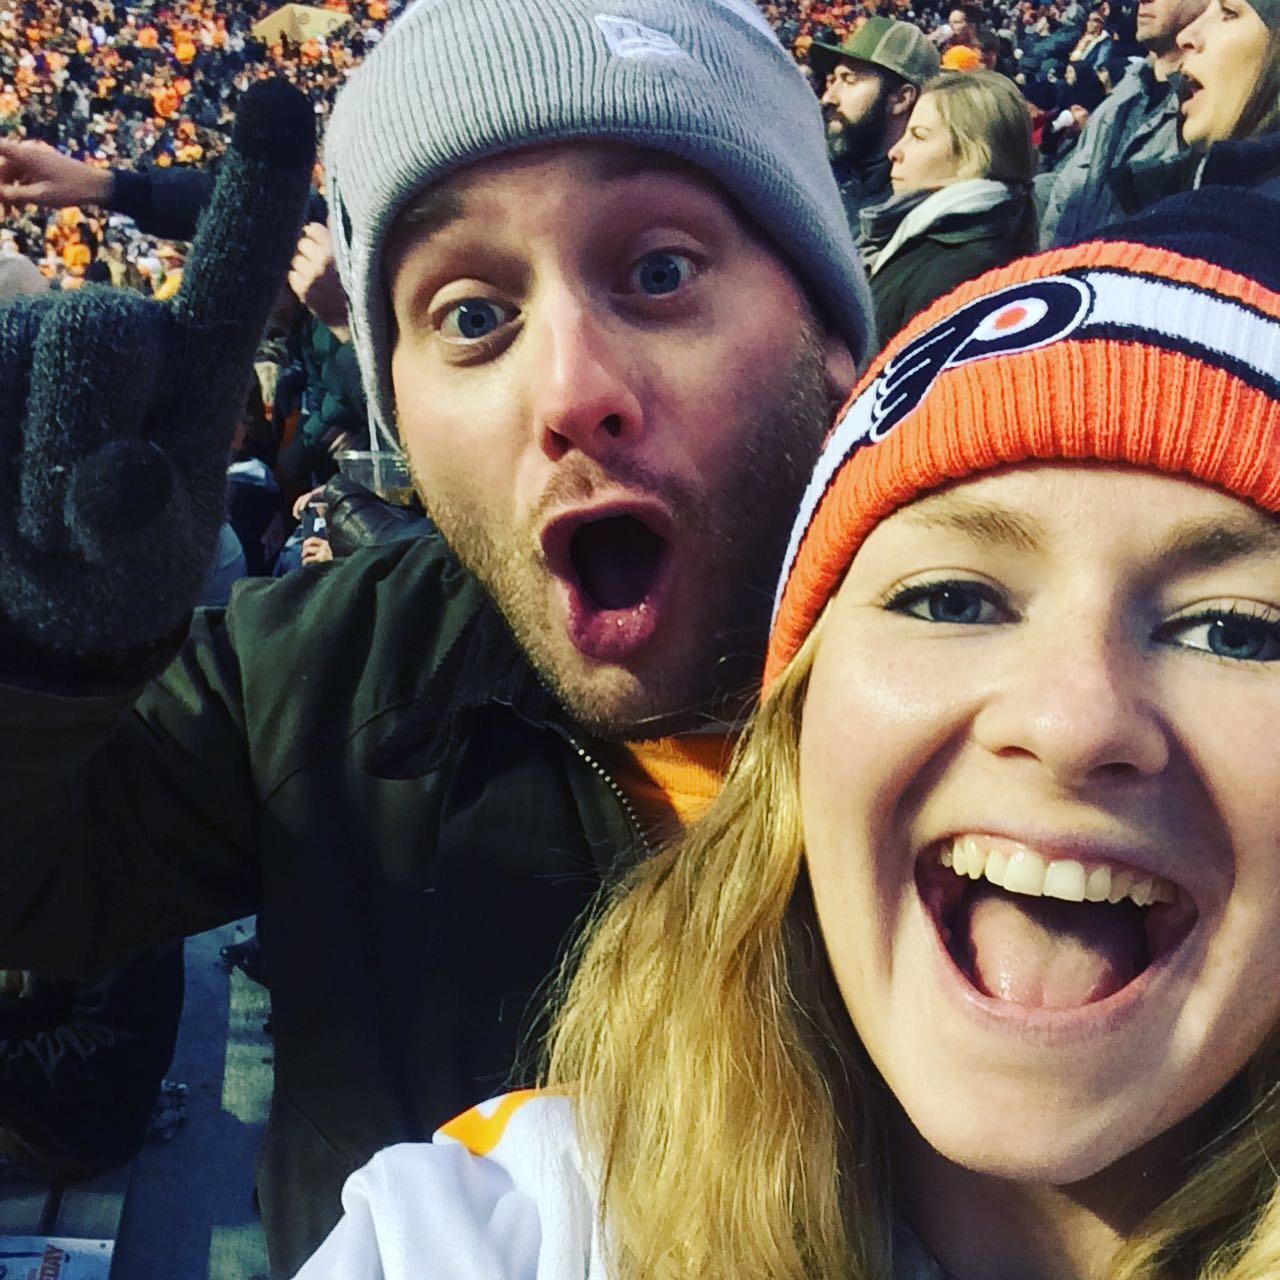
[765,237,1280,690]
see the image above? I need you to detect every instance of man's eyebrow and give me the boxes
[588,150,700,183]
[898,494,1047,552]
[395,188,469,239]
[1155,513,1280,570]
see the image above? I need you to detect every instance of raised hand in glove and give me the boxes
[0,80,316,658]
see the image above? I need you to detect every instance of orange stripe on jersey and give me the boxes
[438,1090,541,1157]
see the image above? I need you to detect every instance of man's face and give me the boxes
[949,6,972,35]
[386,144,854,739]
[821,59,896,157]
[1135,0,1209,50]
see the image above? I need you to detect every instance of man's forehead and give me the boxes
[390,141,731,242]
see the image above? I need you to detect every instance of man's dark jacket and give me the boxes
[0,533,643,1276]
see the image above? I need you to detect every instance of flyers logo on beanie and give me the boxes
[870,277,1093,441]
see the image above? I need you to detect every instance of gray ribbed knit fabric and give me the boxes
[324,0,874,446]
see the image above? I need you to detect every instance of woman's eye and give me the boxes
[629,251,694,297]
[885,580,1006,625]
[439,298,514,342]
[1163,610,1280,662]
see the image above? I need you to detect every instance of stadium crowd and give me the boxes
[0,0,1277,1274]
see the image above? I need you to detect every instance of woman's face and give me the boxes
[800,465,1280,1184]
[888,94,966,193]
[1177,0,1271,145]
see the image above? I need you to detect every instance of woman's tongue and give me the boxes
[958,883,1147,1008]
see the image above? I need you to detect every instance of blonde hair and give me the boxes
[543,614,1280,1279]
[921,69,1036,185]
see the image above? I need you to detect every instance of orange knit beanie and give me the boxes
[765,190,1280,691]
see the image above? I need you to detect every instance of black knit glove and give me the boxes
[0,80,315,657]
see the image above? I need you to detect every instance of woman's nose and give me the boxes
[972,621,1170,790]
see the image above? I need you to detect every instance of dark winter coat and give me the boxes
[862,182,1037,349]
[1113,127,1280,215]
[0,534,644,1276]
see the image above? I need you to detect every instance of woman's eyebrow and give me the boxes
[1156,515,1280,570]
[899,495,1046,552]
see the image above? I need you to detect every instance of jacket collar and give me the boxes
[364,586,565,779]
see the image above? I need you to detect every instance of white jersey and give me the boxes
[295,1091,607,1278]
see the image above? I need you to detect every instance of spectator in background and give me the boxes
[1037,62,1109,172]
[1069,8,1116,68]
[861,70,1037,345]
[1106,0,1280,207]
[932,2,982,47]
[811,18,943,229]
[1039,0,1209,243]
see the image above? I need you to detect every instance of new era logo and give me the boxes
[595,14,686,59]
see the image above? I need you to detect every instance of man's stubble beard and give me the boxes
[416,320,843,742]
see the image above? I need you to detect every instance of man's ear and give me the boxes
[821,327,860,405]
[888,81,919,120]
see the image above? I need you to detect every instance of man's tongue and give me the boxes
[959,883,1147,1009]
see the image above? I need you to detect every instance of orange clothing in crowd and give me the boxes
[62,241,91,274]
[152,84,180,118]
[175,36,196,63]
[136,25,159,47]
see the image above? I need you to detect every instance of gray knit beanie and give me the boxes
[324,0,874,446]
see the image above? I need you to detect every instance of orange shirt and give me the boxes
[598,733,733,845]
[175,37,196,63]
[137,25,159,47]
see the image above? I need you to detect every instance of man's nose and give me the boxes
[971,618,1170,790]
[527,292,645,463]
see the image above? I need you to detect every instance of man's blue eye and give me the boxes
[633,252,691,297]
[441,299,511,341]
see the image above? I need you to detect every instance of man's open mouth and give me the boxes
[541,503,674,662]
[918,836,1199,1011]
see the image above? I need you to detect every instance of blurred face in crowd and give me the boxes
[1177,0,1273,144]
[801,463,1280,1198]
[949,6,973,37]
[888,92,965,191]
[1135,0,1210,53]
[822,59,908,157]
[386,143,855,738]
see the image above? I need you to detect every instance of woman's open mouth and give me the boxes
[918,835,1199,1012]
[1177,72,1204,114]
[541,503,674,663]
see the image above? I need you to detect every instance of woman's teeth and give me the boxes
[939,837,1176,908]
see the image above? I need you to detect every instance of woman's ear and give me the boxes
[889,81,919,122]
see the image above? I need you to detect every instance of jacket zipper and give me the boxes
[551,725,652,861]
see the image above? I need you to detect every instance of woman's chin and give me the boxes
[901,1097,1157,1187]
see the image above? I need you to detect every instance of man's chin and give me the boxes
[531,638,706,741]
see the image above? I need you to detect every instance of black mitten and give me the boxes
[0,80,316,657]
